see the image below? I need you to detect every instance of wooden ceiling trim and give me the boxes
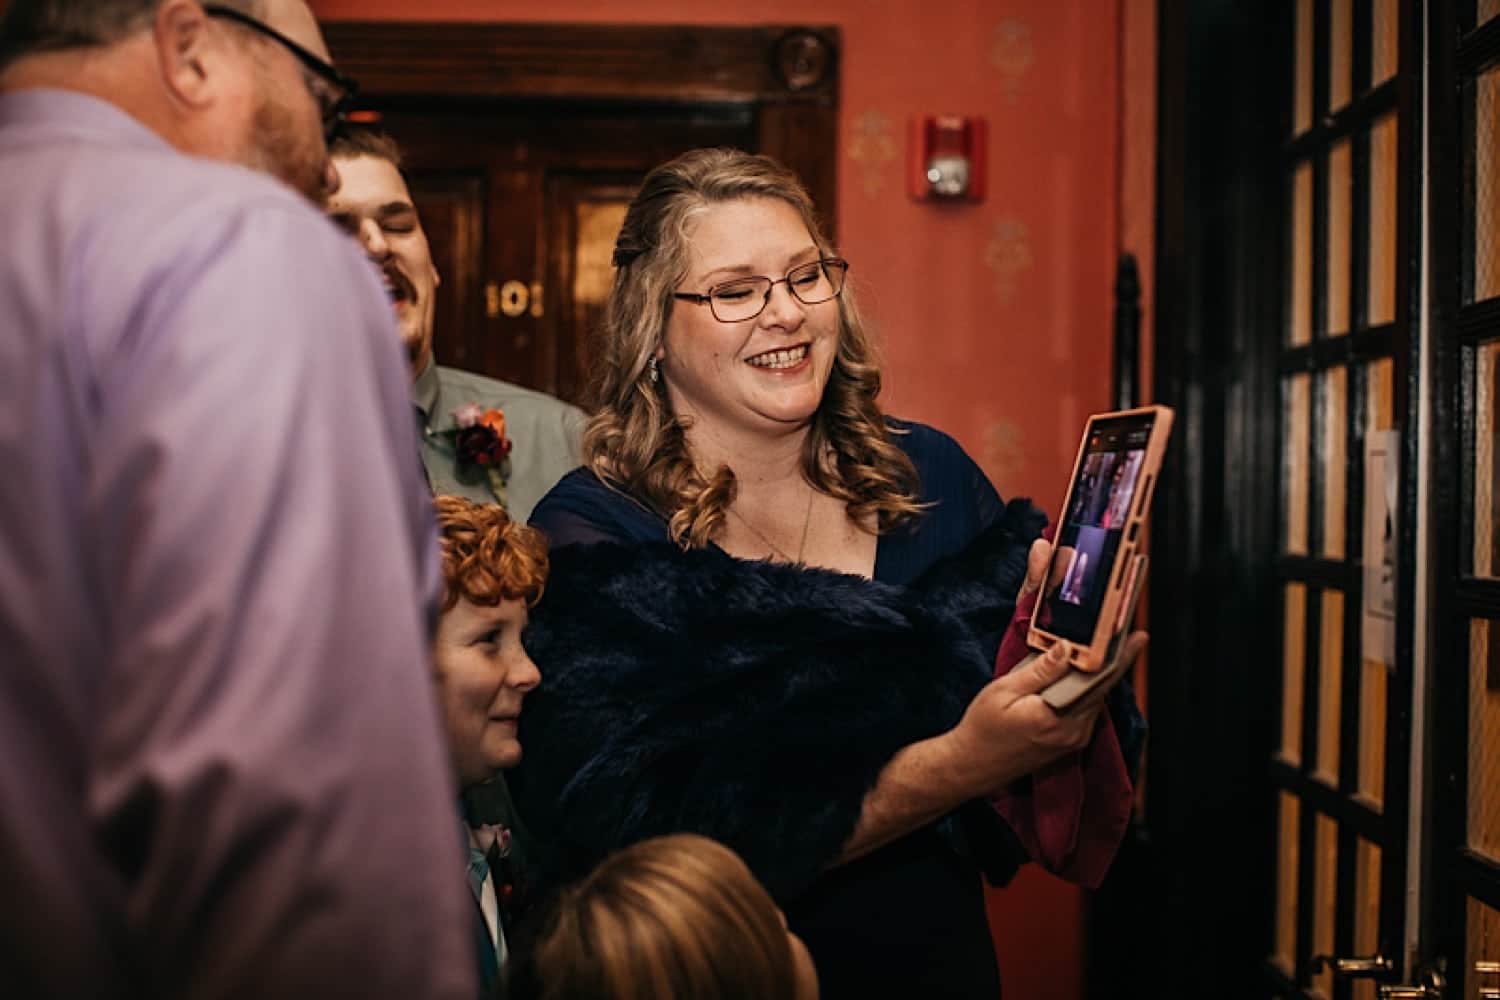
[324,22,840,106]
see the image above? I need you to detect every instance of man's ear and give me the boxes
[152,0,221,111]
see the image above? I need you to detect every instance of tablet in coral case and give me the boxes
[1027,405,1174,672]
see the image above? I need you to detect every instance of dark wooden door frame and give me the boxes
[321,21,841,236]
[1428,1,1500,994]
[1115,4,1427,999]
[1086,3,1290,997]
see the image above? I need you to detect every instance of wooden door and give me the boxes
[1146,2,1500,998]
[1135,2,1420,998]
[1429,1,1500,996]
[324,22,840,407]
[1263,2,1419,996]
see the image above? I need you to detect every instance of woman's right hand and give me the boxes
[840,539,1147,861]
[949,635,1148,796]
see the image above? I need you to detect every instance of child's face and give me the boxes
[433,597,540,787]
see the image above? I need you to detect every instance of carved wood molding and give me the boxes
[324,22,840,105]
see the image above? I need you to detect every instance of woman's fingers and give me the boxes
[1018,538,1051,598]
[962,629,1149,789]
[995,643,1070,696]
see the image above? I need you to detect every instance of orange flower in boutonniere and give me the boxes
[478,408,507,441]
[441,403,513,508]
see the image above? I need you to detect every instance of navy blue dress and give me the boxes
[529,420,1022,999]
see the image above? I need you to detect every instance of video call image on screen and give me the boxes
[1036,415,1154,644]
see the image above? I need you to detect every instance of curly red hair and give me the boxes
[433,495,549,611]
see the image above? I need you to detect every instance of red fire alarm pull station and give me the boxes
[908,116,987,203]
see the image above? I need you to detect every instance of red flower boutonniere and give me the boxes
[470,822,513,859]
[442,403,513,507]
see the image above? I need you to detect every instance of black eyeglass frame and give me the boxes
[202,3,357,143]
[673,257,851,323]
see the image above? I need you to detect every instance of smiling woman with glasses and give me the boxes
[203,3,356,143]
[511,146,1146,1000]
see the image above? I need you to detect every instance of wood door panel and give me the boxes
[405,172,484,376]
[379,105,756,169]
[757,102,839,240]
[545,175,639,406]
[482,165,544,391]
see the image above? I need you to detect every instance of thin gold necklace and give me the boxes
[729,484,816,565]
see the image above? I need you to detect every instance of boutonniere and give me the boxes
[470,822,513,859]
[441,403,512,507]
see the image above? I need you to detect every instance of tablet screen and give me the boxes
[1034,411,1157,644]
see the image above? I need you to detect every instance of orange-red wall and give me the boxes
[308,3,1125,998]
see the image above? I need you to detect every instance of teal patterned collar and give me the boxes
[412,357,441,427]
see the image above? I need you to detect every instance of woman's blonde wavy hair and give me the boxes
[433,495,549,611]
[508,834,806,1000]
[585,147,925,549]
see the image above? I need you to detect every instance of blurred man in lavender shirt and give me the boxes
[0,2,476,998]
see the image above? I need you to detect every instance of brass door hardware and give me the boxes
[1375,967,1445,999]
[485,280,544,319]
[1309,954,1394,981]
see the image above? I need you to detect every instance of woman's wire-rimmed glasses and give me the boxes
[202,4,358,145]
[673,257,850,323]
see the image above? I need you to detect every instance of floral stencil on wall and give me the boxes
[983,418,1026,491]
[991,19,1035,103]
[848,110,898,196]
[984,216,1033,304]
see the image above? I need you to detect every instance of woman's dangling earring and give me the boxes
[648,356,660,384]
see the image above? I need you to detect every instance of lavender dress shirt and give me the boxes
[0,90,475,999]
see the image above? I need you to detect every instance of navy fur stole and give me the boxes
[511,499,1046,900]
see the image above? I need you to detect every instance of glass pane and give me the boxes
[1369,358,1396,433]
[1294,0,1313,134]
[1328,0,1352,112]
[1311,814,1338,999]
[1283,583,1307,764]
[1358,656,1387,809]
[1321,367,1348,558]
[1470,619,1500,863]
[1292,163,1314,346]
[1353,840,1381,1000]
[1316,590,1345,786]
[1476,68,1500,303]
[1273,791,1301,976]
[573,201,628,306]
[1478,342,1500,579]
[1369,115,1399,326]
[1372,0,1398,85]
[1287,374,1311,554]
[1470,897,1500,1000]
[1328,141,1352,337]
